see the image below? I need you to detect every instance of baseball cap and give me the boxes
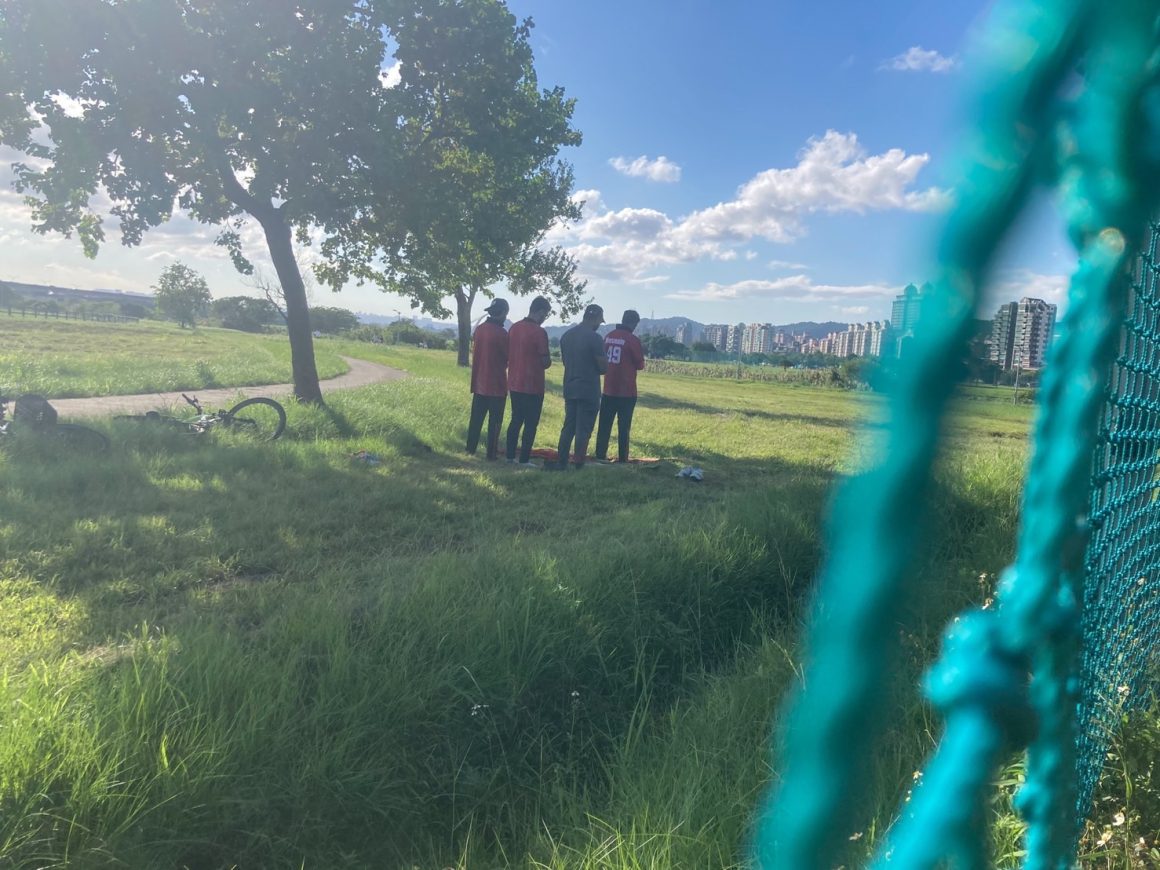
[484,298,509,316]
[530,295,552,314]
[584,303,605,322]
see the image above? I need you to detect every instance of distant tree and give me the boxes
[0,282,23,309]
[316,3,585,366]
[310,307,359,335]
[642,335,685,359]
[962,319,999,383]
[691,340,719,353]
[153,263,211,329]
[118,301,151,320]
[212,296,280,333]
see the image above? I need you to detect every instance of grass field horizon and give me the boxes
[0,326,1154,867]
[0,316,349,399]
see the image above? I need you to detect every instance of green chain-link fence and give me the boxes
[755,0,1160,866]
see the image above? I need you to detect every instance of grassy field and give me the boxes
[0,316,349,398]
[0,335,1150,867]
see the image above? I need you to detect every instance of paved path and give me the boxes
[51,356,405,419]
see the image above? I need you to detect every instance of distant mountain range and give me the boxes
[1,280,155,307]
[2,280,870,340]
[354,311,457,331]
[355,311,857,341]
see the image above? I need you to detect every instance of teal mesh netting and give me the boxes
[1078,222,1160,817]
[753,0,1160,867]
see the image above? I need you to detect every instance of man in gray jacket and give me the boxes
[547,303,608,470]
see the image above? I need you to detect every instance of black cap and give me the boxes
[484,298,509,316]
[584,303,605,322]
[621,309,641,326]
[530,295,552,314]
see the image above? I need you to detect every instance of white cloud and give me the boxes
[583,207,672,243]
[665,274,899,303]
[49,93,87,118]
[380,61,402,88]
[608,155,682,183]
[838,305,871,316]
[881,46,958,73]
[571,188,605,216]
[559,131,948,285]
[769,259,810,271]
[986,270,1069,312]
[678,131,949,246]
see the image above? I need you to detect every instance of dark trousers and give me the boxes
[467,394,505,459]
[595,395,638,462]
[506,391,545,463]
[556,397,599,467]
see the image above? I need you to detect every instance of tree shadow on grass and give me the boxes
[635,391,867,430]
[0,418,1014,868]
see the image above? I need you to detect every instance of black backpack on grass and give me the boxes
[14,394,58,427]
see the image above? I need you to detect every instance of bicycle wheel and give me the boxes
[223,397,287,441]
[51,423,110,452]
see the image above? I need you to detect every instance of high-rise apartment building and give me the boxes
[830,321,893,359]
[989,301,1018,370]
[703,324,729,351]
[741,322,775,355]
[1011,297,1057,370]
[987,297,1056,370]
[890,283,925,333]
[675,321,701,346]
[890,282,929,356]
[724,323,744,354]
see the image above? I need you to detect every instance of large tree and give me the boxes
[153,261,211,328]
[316,3,585,366]
[310,306,359,335]
[212,295,281,333]
[0,0,580,394]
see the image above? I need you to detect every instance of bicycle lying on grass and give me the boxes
[117,393,287,441]
[0,393,110,452]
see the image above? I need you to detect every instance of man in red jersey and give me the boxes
[466,297,509,460]
[505,295,552,466]
[595,309,646,463]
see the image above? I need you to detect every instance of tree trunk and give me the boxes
[260,213,323,403]
[455,288,477,368]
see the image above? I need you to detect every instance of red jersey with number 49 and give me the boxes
[602,329,645,397]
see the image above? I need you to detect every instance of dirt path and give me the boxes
[51,356,405,419]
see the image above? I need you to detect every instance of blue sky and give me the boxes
[0,0,1075,326]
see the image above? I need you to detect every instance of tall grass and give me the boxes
[0,341,1090,867]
